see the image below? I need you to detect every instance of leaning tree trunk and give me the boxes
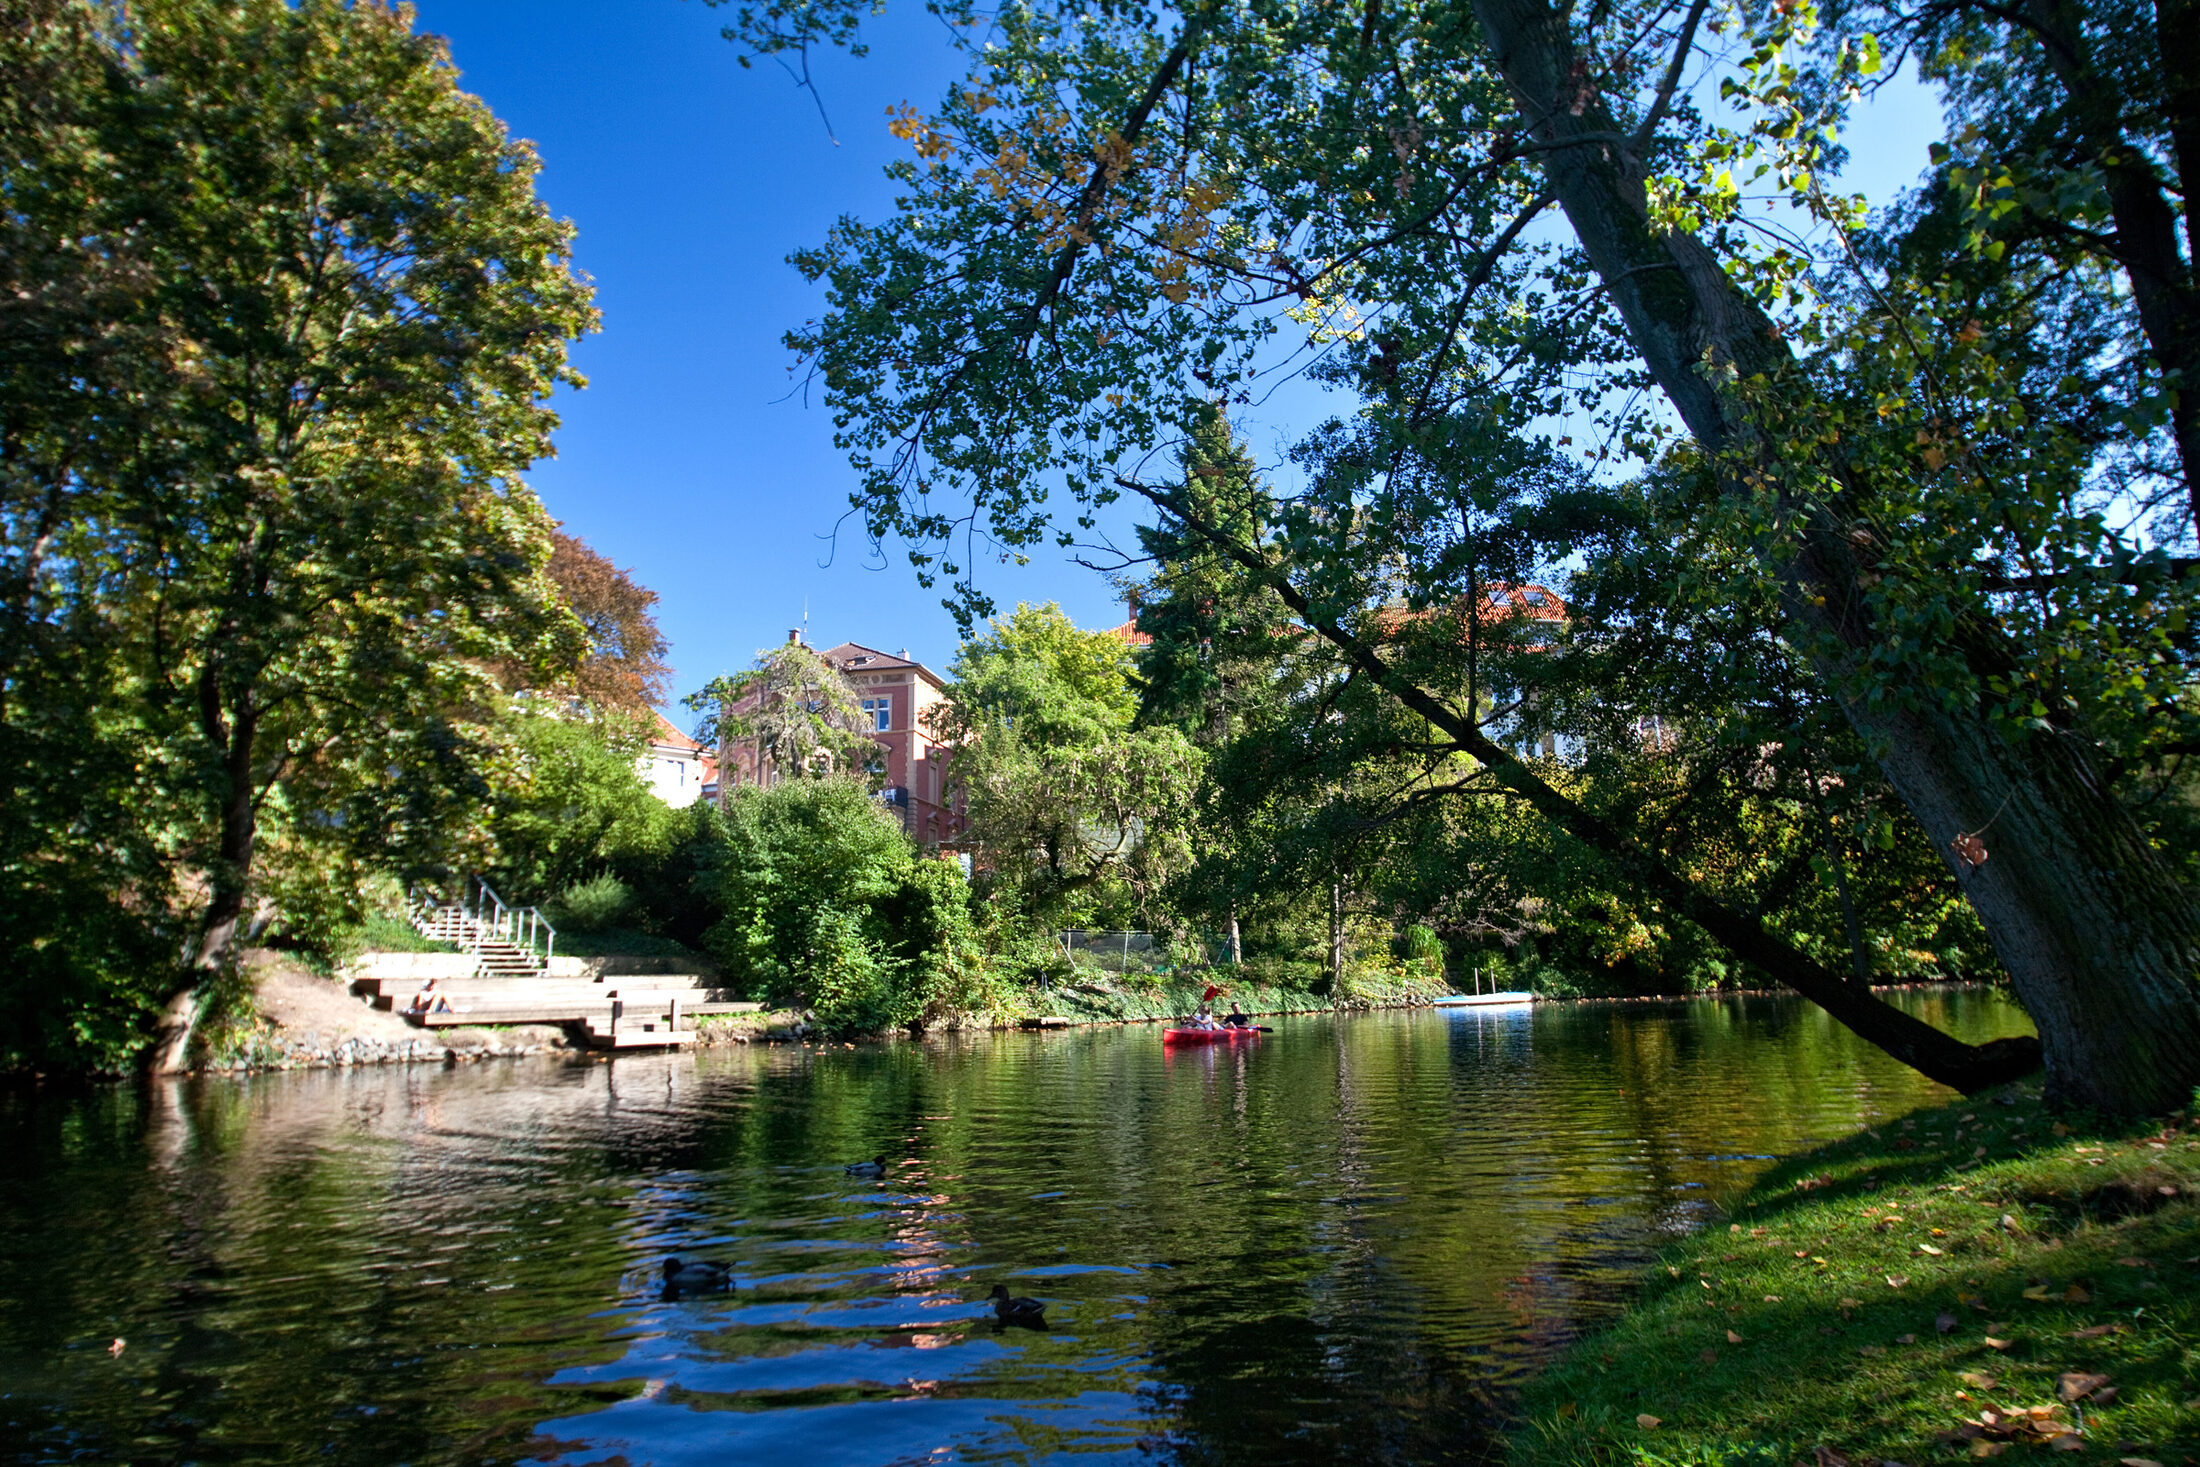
[1471,0,2200,1113]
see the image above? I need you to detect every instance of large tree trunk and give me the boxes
[150,692,259,1074]
[1329,879,1346,994]
[1470,0,2200,1113]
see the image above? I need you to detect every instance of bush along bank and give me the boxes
[1021,964,1453,1025]
[1508,1088,2200,1467]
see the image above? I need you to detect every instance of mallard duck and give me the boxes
[989,1284,1047,1329]
[845,1155,888,1179]
[661,1256,731,1295]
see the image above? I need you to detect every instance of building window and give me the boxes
[862,697,891,732]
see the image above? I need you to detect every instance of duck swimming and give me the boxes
[845,1155,888,1179]
[989,1284,1047,1330]
[661,1257,731,1295]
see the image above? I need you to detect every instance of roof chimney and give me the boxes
[788,628,802,645]
[899,647,909,659]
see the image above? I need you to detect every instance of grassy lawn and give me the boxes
[1510,1086,2200,1467]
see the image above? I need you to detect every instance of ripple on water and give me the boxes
[0,990,2032,1466]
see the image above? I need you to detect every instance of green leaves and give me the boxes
[1,0,596,1059]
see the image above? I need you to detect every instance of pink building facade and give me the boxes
[717,634,963,847]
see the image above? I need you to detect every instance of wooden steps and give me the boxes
[363,969,759,1049]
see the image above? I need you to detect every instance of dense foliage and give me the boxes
[934,602,1200,926]
[706,777,1003,1032]
[717,0,2200,1108]
[0,0,596,1071]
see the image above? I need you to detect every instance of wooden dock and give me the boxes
[352,973,759,1050]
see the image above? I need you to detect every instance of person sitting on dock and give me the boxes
[405,978,454,1017]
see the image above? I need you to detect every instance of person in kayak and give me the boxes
[1189,1006,1221,1030]
[1224,1004,1251,1028]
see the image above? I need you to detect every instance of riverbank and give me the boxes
[1508,1085,2200,1465]
[1023,966,1452,1025]
[179,950,1454,1075]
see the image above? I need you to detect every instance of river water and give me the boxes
[0,990,2032,1466]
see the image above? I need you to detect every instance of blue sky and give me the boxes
[413,3,1945,719]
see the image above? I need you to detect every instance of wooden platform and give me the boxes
[360,971,759,1048]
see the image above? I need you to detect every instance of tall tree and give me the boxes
[543,530,672,713]
[1,0,596,1071]
[716,0,2200,1108]
[931,602,1201,922]
[689,639,873,782]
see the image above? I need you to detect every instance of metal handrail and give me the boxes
[404,877,556,969]
[462,875,555,967]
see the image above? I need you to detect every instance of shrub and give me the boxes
[705,777,1006,1033]
[555,874,634,932]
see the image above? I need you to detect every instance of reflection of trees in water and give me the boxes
[0,992,2029,1466]
[0,1061,665,1463]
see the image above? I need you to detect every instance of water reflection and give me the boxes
[0,991,2032,1465]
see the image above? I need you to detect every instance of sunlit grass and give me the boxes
[1510,1085,2200,1466]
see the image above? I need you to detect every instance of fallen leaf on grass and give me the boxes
[1727,1329,1744,1344]
[2062,1284,2089,1304]
[1668,1266,1681,1277]
[2055,1372,2110,1403]
[1860,1345,1888,1356]
[1796,1249,1811,1258]
[1960,1372,1999,1389]
[1636,1414,1661,1430]
[1919,1244,1945,1255]
[1887,1275,1910,1289]
[1970,1442,2010,1457]
[1937,1311,1959,1334]
[1984,1336,2014,1350]
[1897,1333,1917,1344]
[1764,1294,1782,1303]
[2046,1433,2084,1451]
[2022,1285,2054,1301]
[2113,1257,2151,1268]
[2118,1459,2162,1467]
[1840,1297,1864,1308]
[2070,1323,2119,1339]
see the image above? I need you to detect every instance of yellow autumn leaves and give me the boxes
[885,95,1240,307]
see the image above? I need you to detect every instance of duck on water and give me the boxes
[989,1284,1046,1330]
[661,1257,732,1296]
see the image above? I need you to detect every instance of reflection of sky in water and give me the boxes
[0,991,2033,1466]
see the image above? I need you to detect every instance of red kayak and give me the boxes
[1162,1026,1263,1045]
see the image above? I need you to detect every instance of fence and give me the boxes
[1056,930,1163,977]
